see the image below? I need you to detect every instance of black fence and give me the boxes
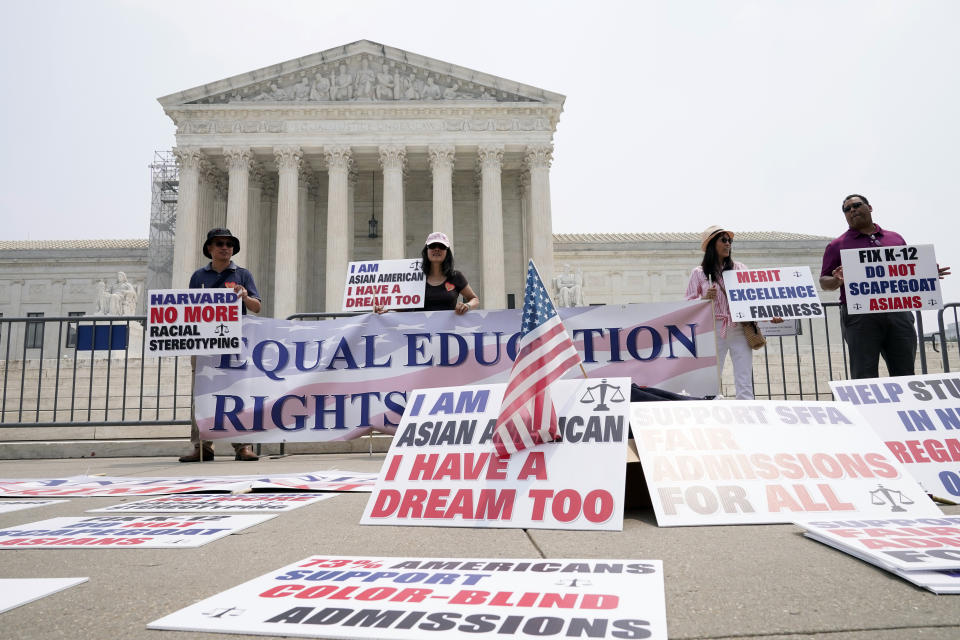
[1,304,957,427]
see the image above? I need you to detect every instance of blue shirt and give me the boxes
[188,262,260,315]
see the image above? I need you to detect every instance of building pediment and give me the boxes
[158,40,564,108]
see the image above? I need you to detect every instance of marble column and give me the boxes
[379,145,407,259]
[518,170,532,268]
[197,161,218,270]
[171,148,204,286]
[245,162,264,280]
[478,145,506,310]
[224,147,253,255]
[324,146,352,311]
[347,169,357,263]
[296,164,313,313]
[525,144,556,286]
[428,145,455,238]
[273,146,302,319]
[259,176,277,317]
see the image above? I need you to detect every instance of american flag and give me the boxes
[492,260,583,458]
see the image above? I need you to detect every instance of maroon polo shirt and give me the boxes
[820,224,907,303]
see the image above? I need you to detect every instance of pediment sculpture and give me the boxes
[192,54,536,105]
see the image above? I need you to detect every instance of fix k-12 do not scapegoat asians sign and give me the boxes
[361,379,631,531]
[840,244,942,314]
[146,288,243,357]
[342,259,426,312]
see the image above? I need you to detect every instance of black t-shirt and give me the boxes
[423,271,468,311]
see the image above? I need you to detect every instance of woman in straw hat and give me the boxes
[685,225,778,399]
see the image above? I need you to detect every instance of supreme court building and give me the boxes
[159,40,563,317]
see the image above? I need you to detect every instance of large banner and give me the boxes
[149,555,668,639]
[631,400,942,526]
[196,301,717,443]
[830,373,960,499]
[361,379,630,531]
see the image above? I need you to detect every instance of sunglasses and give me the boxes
[842,201,864,214]
[717,236,733,244]
[211,240,233,248]
[427,243,447,250]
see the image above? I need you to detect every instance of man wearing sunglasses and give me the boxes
[178,228,262,463]
[819,194,916,379]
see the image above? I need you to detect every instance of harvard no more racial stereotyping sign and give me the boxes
[88,493,339,513]
[631,400,942,527]
[146,288,243,357]
[0,471,377,497]
[195,301,717,443]
[722,266,823,322]
[343,259,426,312]
[840,244,942,314]
[0,514,274,548]
[148,555,667,640]
[361,379,630,531]
[830,374,960,500]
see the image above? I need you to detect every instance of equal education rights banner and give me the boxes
[149,555,668,640]
[360,379,630,531]
[631,400,942,526]
[830,373,960,499]
[195,301,717,443]
[840,244,942,314]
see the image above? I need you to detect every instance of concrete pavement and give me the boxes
[0,453,958,639]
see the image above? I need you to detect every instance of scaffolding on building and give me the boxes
[147,150,178,292]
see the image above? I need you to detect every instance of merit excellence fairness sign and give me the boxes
[194,301,717,443]
[631,400,942,527]
[343,259,426,312]
[840,244,942,314]
[149,555,667,640]
[146,288,243,357]
[830,374,960,500]
[722,266,823,322]
[361,379,630,531]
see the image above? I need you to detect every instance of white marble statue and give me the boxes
[554,264,585,307]
[94,272,137,316]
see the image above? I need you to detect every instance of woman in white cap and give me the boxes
[685,225,767,399]
[419,231,479,313]
[375,231,479,314]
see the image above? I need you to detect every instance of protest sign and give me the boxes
[722,266,823,322]
[88,493,339,513]
[0,499,65,514]
[361,379,630,531]
[146,288,243,357]
[840,244,942,314]
[0,471,377,497]
[195,301,717,443]
[149,555,667,639]
[631,400,942,526]
[759,319,800,337]
[0,514,274,548]
[830,374,960,499]
[799,517,960,571]
[343,259,426,311]
[0,578,88,614]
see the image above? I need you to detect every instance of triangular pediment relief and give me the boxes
[158,40,563,107]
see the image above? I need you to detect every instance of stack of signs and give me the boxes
[722,266,823,322]
[149,555,668,639]
[798,518,960,594]
[631,400,943,526]
[361,378,630,530]
[839,244,942,314]
[830,374,960,502]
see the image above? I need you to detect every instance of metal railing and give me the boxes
[1,305,957,427]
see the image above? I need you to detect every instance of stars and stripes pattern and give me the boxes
[492,260,583,458]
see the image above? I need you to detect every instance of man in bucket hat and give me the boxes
[178,228,262,462]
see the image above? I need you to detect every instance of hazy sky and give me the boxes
[1,0,958,302]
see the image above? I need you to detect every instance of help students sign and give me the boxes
[361,379,630,531]
[342,259,426,311]
[840,244,942,314]
[722,266,823,322]
[149,555,668,640]
[631,400,942,526]
[830,374,960,499]
[146,288,243,357]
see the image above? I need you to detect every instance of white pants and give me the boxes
[716,321,754,399]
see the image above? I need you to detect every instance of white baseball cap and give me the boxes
[425,231,451,248]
